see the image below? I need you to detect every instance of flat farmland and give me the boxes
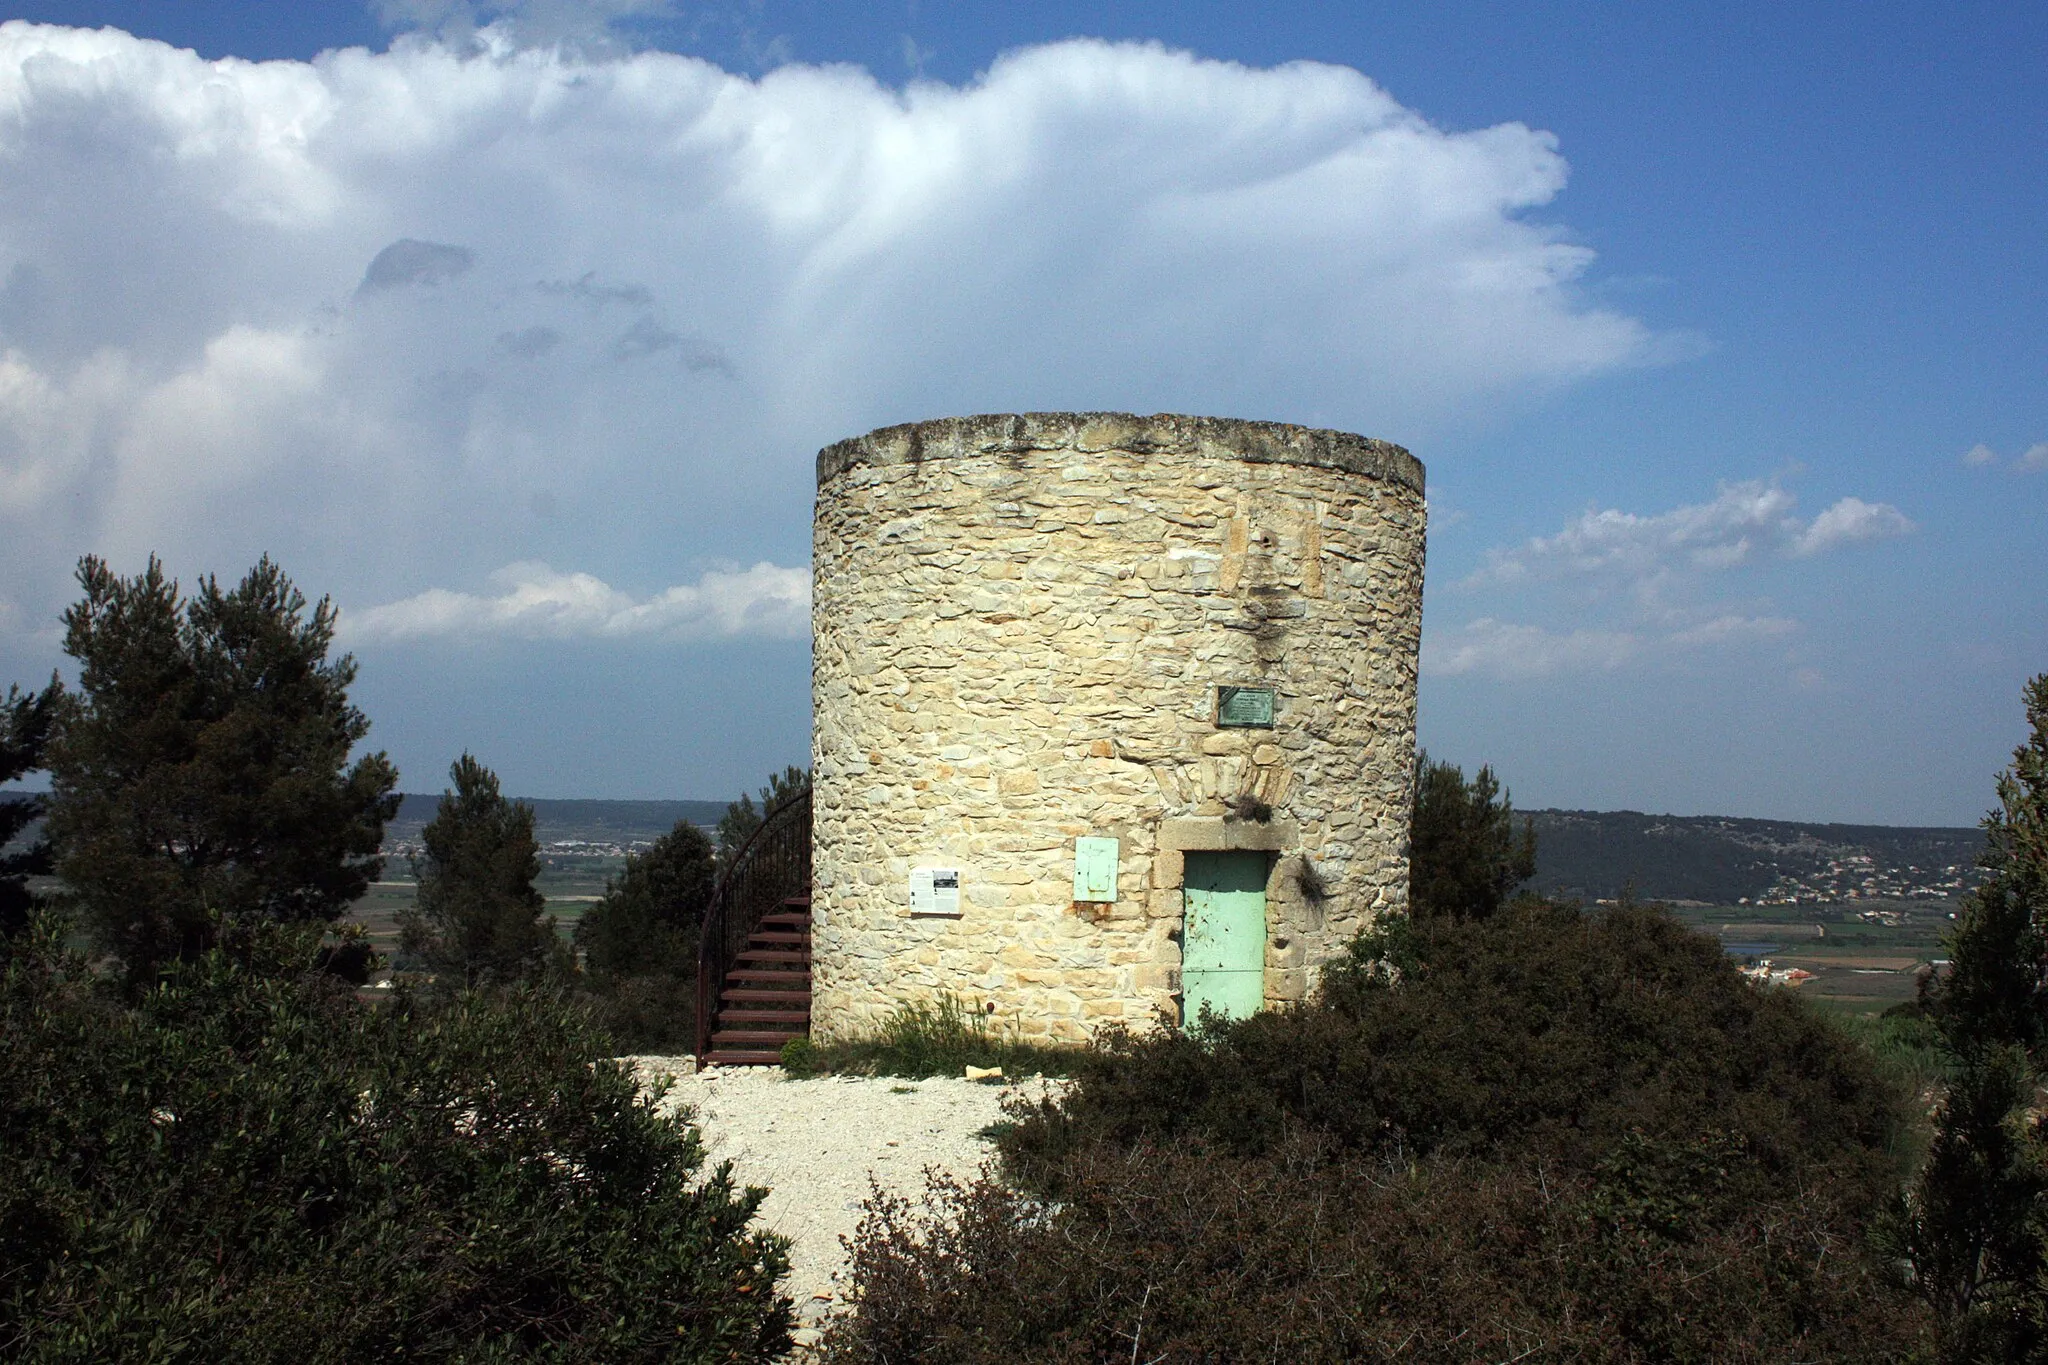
[1664,898,1952,1015]
[343,796,722,969]
[345,852,634,967]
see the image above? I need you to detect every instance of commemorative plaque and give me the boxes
[1214,685,1276,729]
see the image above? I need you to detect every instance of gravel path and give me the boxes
[623,1059,1052,1345]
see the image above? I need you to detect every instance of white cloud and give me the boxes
[1422,618,1637,678]
[1423,612,1798,680]
[1665,613,1796,647]
[342,560,809,642]
[372,0,681,53]
[1468,480,1912,589]
[0,21,1665,650]
[1790,496,1915,556]
[1960,441,2047,473]
[1438,481,1910,681]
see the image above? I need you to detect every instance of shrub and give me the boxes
[827,1132,1927,1364]
[1003,898,1907,1200]
[574,819,714,1053]
[582,970,699,1055]
[0,917,792,1362]
[829,899,1926,1360]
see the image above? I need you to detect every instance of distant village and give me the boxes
[1740,852,1980,911]
[381,837,663,864]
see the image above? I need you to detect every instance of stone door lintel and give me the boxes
[1153,815,1299,893]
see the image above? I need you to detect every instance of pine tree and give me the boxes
[1,680,61,943]
[715,764,809,861]
[45,555,398,982]
[1408,750,1537,921]
[400,754,565,988]
[576,818,716,981]
[1904,673,2048,1361]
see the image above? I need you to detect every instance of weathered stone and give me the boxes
[811,412,1423,1040]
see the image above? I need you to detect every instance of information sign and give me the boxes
[1215,685,1276,729]
[910,867,962,917]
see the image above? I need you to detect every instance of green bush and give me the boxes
[580,970,699,1055]
[827,1132,1927,1364]
[828,900,1927,1361]
[787,994,1077,1080]
[1839,1001,1952,1103]
[1003,898,1908,1195]
[573,819,714,1053]
[0,917,792,1362]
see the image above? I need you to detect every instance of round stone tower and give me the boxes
[810,413,1425,1044]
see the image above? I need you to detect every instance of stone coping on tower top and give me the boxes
[815,412,1423,494]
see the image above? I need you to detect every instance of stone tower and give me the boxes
[809,413,1425,1043]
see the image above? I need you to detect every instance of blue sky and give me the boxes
[0,1,2041,822]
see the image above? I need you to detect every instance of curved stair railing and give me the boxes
[695,785,812,1060]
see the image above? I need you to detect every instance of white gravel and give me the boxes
[622,1059,1055,1342]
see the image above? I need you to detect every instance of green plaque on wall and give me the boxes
[1215,686,1275,729]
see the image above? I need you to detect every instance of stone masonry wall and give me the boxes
[810,413,1425,1044]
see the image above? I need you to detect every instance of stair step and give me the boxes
[708,1055,792,1068]
[780,895,812,908]
[728,966,812,981]
[713,1029,805,1045]
[716,1008,809,1024]
[721,987,813,1003]
[748,931,807,946]
[737,948,809,964]
[759,912,811,927]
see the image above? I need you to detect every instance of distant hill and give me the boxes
[1524,809,1984,906]
[385,795,727,851]
[11,790,1989,907]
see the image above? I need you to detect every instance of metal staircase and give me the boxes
[703,896,811,1064]
[695,787,811,1065]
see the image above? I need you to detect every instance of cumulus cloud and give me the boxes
[1665,613,1796,647]
[1423,619,1637,678]
[1960,441,2047,473]
[609,317,732,372]
[0,20,1665,655]
[343,560,809,643]
[372,0,680,53]
[1789,496,1915,556]
[1422,613,1799,680]
[1468,480,1913,588]
[357,239,476,294]
[1436,480,1908,680]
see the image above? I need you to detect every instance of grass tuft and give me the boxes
[784,993,1080,1079]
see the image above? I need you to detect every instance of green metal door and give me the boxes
[1182,851,1267,1025]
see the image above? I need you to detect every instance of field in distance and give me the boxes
[1654,899,1946,1015]
[350,795,726,965]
